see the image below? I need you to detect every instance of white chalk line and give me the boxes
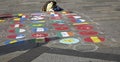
[73,43,99,52]
[111,38,118,42]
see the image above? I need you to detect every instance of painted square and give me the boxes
[57,32,74,37]
[32,27,48,32]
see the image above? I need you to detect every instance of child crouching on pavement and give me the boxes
[42,0,64,12]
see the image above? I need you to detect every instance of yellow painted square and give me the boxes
[10,40,17,44]
[73,22,89,25]
[32,24,43,26]
[62,11,67,14]
[40,20,46,22]
[0,20,5,22]
[18,13,23,16]
[14,18,20,21]
[91,36,101,43]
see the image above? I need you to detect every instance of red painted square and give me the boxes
[14,21,21,24]
[55,26,69,31]
[67,15,77,18]
[32,33,48,38]
[75,24,93,30]
[10,23,23,28]
[79,31,98,36]
[70,18,76,23]
[51,17,62,20]
[52,23,66,27]
[84,37,105,43]
[50,13,62,20]
[7,34,17,39]
[8,29,15,33]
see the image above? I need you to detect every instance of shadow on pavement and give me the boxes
[47,48,120,62]
[8,46,120,62]
[1,36,120,62]
[0,37,61,56]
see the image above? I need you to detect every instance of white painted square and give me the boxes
[19,29,26,32]
[16,35,24,39]
[73,16,81,19]
[54,14,59,17]
[61,32,69,37]
[37,28,44,32]
[15,24,19,27]
[79,19,86,22]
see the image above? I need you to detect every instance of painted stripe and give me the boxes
[31,24,44,27]
[31,20,46,23]
[73,22,89,25]
[10,40,17,44]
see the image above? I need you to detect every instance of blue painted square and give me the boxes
[76,19,82,23]
[32,27,48,32]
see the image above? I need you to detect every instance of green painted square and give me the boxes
[29,24,44,27]
[51,20,64,23]
[57,32,62,37]
[35,38,44,43]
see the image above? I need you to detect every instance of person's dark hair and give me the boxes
[42,1,57,12]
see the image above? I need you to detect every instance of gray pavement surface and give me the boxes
[0,0,120,62]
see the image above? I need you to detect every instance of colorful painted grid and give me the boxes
[2,11,105,45]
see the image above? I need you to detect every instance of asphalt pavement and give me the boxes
[0,0,120,62]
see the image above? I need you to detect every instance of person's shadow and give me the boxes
[0,37,61,56]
